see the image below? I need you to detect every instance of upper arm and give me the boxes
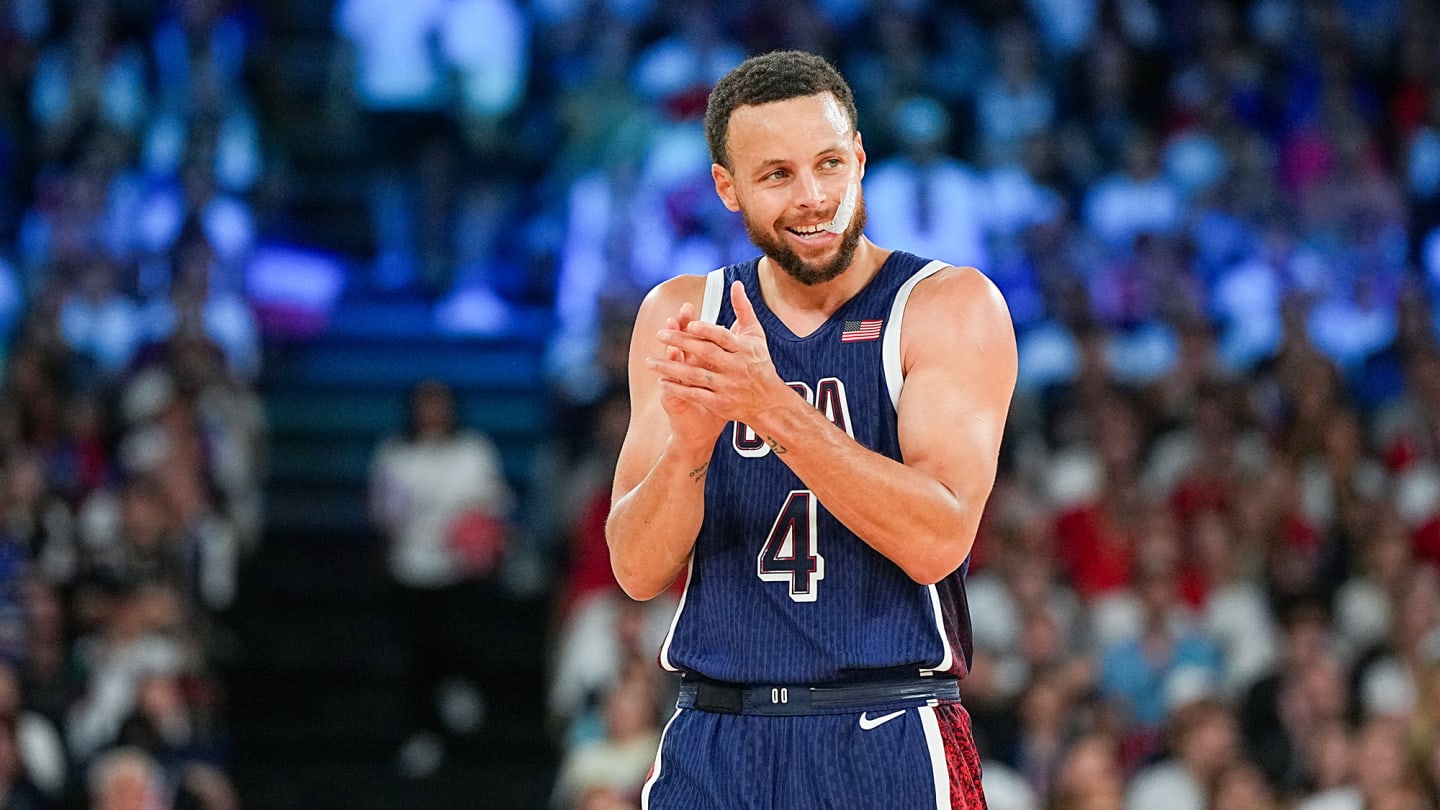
[895,267,1017,507]
[609,275,709,505]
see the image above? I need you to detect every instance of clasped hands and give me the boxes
[647,280,782,434]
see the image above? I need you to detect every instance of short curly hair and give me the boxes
[704,50,858,171]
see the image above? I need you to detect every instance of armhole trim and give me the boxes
[700,269,726,325]
[882,260,949,410]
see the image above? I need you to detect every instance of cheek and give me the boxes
[736,189,785,223]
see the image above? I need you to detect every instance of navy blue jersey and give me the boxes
[658,251,976,684]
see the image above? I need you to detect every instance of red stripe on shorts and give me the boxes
[936,703,988,809]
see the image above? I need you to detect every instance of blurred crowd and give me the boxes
[7,0,1440,809]
[0,0,267,807]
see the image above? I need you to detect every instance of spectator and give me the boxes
[1050,731,1126,810]
[1295,716,1421,810]
[144,0,261,201]
[549,664,662,809]
[2,447,79,594]
[135,226,260,382]
[58,256,142,378]
[1083,126,1185,256]
[1,2,257,804]
[114,670,228,787]
[1240,597,1350,795]
[86,745,166,810]
[27,0,148,163]
[547,593,677,749]
[864,95,991,276]
[1332,506,1412,661]
[368,379,512,778]
[66,580,191,763]
[1010,668,1084,799]
[1209,759,1282,810]
[974,19,1057,168]
[439,0,530,150]
[1188,509,1280,694]
[536,383,631,606]
[0,716,47,809]
[0,661,64,802]
[79,475,188,598]
[331,0,460,294]
[1353,565,1440,725]
[1095,544,1224,762]
[1125,698,1241,810]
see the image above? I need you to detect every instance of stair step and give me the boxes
[263,438,542,497]
[263,389,550,439]
[239,632,405,678]
[266,439,376,484]
[323,298,445,338]
[264,485,370,534]
[233,755,558,810]
[263,0,341,38]
[235,530,381,587]
[263,338,545,390]
[231,701,552,760]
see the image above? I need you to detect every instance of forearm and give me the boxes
[606,438,714,600]
[752,401,988,584]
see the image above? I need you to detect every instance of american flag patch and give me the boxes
[840,319,883,342]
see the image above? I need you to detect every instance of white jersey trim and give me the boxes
[700,268,726,326]
[657,552,696,672]
[882,259,949,411]
[923,584,955,676]
[918,705,951,810]
[640,706,684,809]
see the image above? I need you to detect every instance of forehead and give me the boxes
[725,92,852,168]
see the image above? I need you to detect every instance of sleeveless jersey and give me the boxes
[657,250,977,684]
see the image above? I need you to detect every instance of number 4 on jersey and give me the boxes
[757,490,826,602]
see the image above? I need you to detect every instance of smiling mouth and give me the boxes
[788,222,833,239]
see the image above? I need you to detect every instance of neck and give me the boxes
[758,237,890,320]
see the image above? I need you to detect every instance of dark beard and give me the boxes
[742,196,868,286]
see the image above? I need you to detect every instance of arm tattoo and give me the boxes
[688,462,710,482]
[764,436,787,455]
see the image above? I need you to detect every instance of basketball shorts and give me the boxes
[640,700,988,809]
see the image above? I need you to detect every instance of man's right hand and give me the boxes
[655,301,728,456]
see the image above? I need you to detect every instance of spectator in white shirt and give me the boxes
[368,379,514,778]
[1084,127,1185,254]
[331,0,458,294]
[865,95,991,273]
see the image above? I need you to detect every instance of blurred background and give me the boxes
[1,0,1440,808]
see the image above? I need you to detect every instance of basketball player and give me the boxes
[607,50,1016,809]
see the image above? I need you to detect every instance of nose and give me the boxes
[793,170,827,210]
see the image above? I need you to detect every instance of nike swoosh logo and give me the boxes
[858,710,906,730]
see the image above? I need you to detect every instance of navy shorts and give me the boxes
[640,701,988,809]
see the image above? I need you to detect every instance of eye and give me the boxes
[764,169,789,181]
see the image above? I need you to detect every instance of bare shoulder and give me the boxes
[895,264,1017,419]
[904,265,1015,352]
[626,273,712,355]
[636,273,710,323]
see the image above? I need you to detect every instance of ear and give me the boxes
[712,163,741,212]
[853,131,867,180]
